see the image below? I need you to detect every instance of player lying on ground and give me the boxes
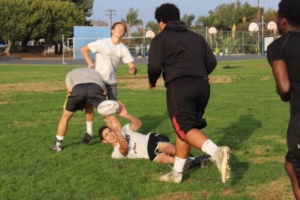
[98,101,209,171]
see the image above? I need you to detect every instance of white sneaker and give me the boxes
[159,169,183,183]
[212,146,231,183]
[49,140,63,152]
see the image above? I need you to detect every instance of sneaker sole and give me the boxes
[220,146,231,183]
[49,149,62,152]
[159,172,182,183]
[49,147,62,152]
[159,177,182,183]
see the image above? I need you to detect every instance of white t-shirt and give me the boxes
[88,38,134,85]
[112,124,150,159]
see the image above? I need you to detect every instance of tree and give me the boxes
[239,2,257,24]
[0,0,85,54]
[71,0,94,17]
[181,14,195,28]
[195,10,218,29]
[0,0,40,54]
[43,0,86,54]
[121,8,143,38]
[145,21,159,35]
[263,8,276,23]
[236,1,258,31]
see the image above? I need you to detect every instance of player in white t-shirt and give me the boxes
[98,101,209,171]
[80,22,137,144]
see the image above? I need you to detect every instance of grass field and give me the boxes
[0,59,294,200]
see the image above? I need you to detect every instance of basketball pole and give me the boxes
[62,34,66,64]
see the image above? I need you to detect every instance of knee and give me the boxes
[61,110,73,121]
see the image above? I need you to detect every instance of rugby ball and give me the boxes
[97,100,120,116]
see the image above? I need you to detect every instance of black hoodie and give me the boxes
[148,20,217,87]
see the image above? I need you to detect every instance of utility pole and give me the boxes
[256,0,261,22]
[106,9,117,28]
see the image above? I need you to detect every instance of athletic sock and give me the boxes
[86,121,93,136]
[56,135,64,141]
[173,157,187,173]
[201,139,218,157]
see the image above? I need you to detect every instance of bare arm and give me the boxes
[118,101,142,131]
[105,115,128,156]
[80,45,95,68]
[65,72,73,93]
[271,60,291,102]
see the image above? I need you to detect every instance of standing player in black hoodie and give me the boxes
[147,3,231,183]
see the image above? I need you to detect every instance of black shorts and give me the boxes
[64,83,106,112]
[286,114,300,187]
[166,76,210,140]
[147,133,170,161]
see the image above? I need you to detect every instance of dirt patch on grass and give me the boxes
[0,75,233,94]
[151,191,209,200]
[247,176,293,200]
[209,75,233,83]
[0,82,65,93]
[118,76,165,90]
[118,75,233,90]
[260,76,272,81]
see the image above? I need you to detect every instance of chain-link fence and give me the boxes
[69,29,277,59]
[194,29,276,55]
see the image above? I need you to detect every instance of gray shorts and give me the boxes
[65,83,106,112]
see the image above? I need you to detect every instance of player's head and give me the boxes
[111,21,127,37]
[98,126,117,144]
[155,3,180,23]
[277,0,300,34]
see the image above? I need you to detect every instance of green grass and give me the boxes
[0,60,293,199]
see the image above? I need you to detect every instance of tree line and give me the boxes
[123,0,276,38]
[0,0,93,54]
[0,0,276,55]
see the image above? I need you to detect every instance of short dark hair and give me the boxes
[278,0,300,26]
[111,21,127,36]
[98,126,109,141]
[155,3,180,23]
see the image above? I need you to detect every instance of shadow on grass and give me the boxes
[138,112,170,133]
[216,114,262,185]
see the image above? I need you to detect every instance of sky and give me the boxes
[89,0,278,25]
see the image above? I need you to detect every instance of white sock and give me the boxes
[202,139,218,157]
[173,157,187,173]
[86,122,93,136]
[56,135,64,141]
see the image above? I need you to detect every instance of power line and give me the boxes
[106,9,117,28]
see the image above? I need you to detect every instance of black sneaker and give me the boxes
[50,140,63,152]
[183,154,210,172]
[199,154,210,168]
[82,132,92,144]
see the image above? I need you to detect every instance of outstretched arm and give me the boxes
[118,101,142,131]
[105,115,128,156]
